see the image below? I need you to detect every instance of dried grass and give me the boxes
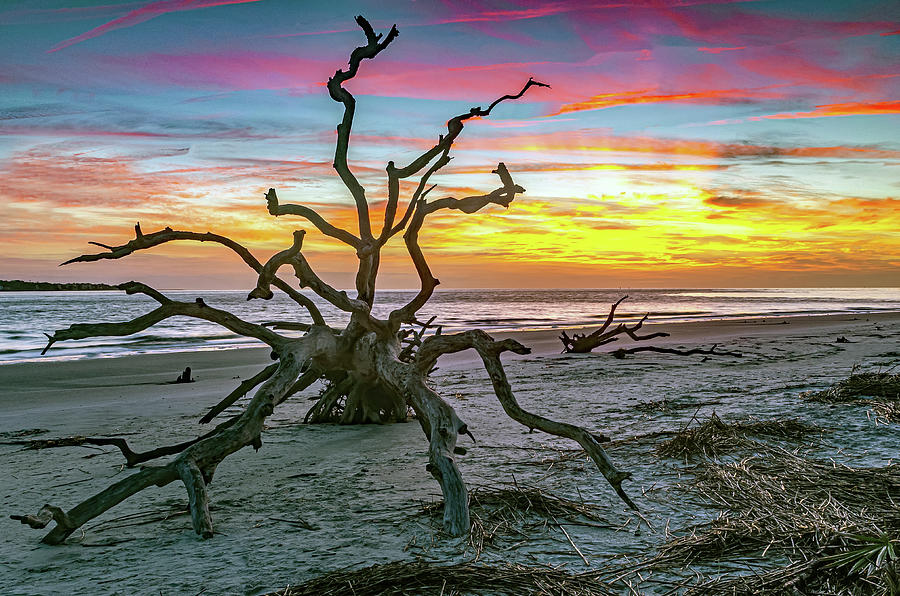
[271,560,616,595]
[655,413,824,460]
[802,371,900,402]
[421,484,613,555]
[649,449,900,594]
[802,371,900,423]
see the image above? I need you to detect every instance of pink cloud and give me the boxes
[48,0,262,53]
[698,46,746,54]
[740,55,899,93]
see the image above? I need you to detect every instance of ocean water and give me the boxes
[1,287,898,363]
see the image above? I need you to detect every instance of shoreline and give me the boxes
[2,309,899,367]
[2,310,896,431]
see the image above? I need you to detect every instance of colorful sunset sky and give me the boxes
[1,0,898,289]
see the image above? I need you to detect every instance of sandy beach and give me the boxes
[1,312,898,594]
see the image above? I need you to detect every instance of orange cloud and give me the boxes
[760,101,900,120]
[549,87,786,116]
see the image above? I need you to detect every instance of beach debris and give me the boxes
[268,516,318,531]
[655,413,826,460]
[646,449,900,594]
[802,370,900,401]
[801,370,900,422]
[16,16,635,547]
[559,296,741,359]
[611,343,742,360]
[268,560,617,595]
[173,366,193,383]
[559,295,669,353]
[420,483,614,555]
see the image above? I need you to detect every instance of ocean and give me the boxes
[1,287,898,363]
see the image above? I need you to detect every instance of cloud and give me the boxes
[549,86,786,115]
[449,129,900,161]
[758,101,900,120]
[697,46,746,54]
[704,194,778,208]
[48,0,262,53]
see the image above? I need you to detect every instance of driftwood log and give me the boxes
[559,296,670,353]
[560,296,742,359]
[12,17,638,545]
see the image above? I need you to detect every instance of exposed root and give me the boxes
[559,295,669,354]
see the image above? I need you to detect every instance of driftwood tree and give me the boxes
[560,296,743,359]
[12,17,637,544]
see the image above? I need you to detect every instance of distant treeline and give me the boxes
[0,280,119,291]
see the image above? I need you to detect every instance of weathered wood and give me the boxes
[200,364,278,423]
[15,16,635,545]
[559,296,669,354]
[177,460,214,538]
[418,330,637,511]
[611,344,743,359]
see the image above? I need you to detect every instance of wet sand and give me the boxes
[1,312,898,594]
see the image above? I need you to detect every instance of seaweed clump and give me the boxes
[420,483,613,555]
[655,413,824,460]
[270,560,616,595]
[650,449,900,594]
[802,371,900,423]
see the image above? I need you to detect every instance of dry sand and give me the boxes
[1,312,898,594]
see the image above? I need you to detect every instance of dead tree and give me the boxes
[560,296,742,359]
[559,296,670,353]
[12,17,636,544]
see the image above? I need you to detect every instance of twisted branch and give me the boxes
[265,188,361,248]
[42,282,288,355]
[416,330,637,510]
[328,16,398,240]
[388,163,525,329]
[380,78,548,242]
[64,225,324,325]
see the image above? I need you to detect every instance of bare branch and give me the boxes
[380,78,548,241]
[424,163,524,215]
[265,188,361,248]
[388,78,549,182]
[64,227,259,268]
[41,282,288,355]
[388,163,525,328]
[383,148,450,242]
[328,16,399,240]
[416,330,637,510]
[200,365,279,424]
[64,225,325,324]
[612,344,743,359]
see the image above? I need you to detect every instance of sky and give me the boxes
[0,0,898,290]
